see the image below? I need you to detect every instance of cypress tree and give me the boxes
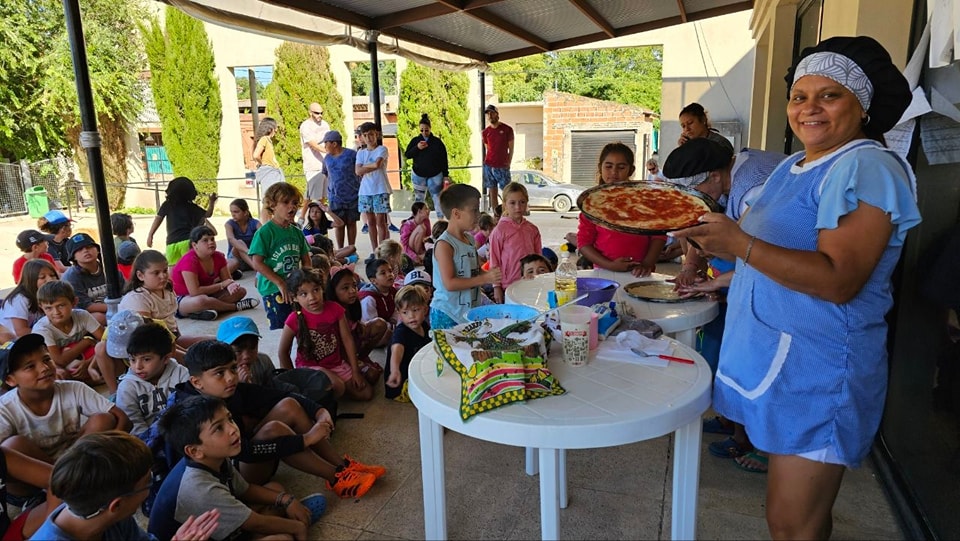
[140,7,221,198]
[397,63,472,189]
[263,42,344,194]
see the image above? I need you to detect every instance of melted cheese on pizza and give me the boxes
[581,184,710,231]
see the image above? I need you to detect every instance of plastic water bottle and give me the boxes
[555,244,577,306]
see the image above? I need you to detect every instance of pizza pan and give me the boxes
[622,281,705,303]
[575,181,720,235]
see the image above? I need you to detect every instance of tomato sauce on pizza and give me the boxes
[579,183,712,232]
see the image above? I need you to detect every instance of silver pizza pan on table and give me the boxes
[575,181,721,236]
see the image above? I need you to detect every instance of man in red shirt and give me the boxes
[480,104,514,211]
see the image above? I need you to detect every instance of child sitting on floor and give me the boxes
[12,230,55,284]
[149,396,319,541]
[359,258,399,328]
[279,269,377,399]
[61,233,110,326]
[0,334,129,503]
[217,317,338,406]
[115,320,188,436]
[399,202,431,266]
[328,266,391,376]
[171,340,384,495]
[33,280,106,385]
[375,239,413,290]
[385,286,431,402]
[33,431,218,541]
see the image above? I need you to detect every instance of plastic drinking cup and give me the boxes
[560,305,592,366]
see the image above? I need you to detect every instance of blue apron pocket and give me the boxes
[716,283,792,400]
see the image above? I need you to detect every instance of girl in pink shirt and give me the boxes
[577,143,665,276]
[489,182,542,303]
[399,202,431,265]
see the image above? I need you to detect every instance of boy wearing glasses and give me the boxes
[300,102,331,208]
[32,431,219,541]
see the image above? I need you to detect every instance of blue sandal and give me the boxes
[708,436,753,459]
[301,493,327,524]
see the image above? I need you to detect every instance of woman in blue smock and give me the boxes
[673,36,921,539]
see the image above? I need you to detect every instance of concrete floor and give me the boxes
[0,209,904,539]
[176,210,903,540]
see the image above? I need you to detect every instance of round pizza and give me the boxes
[576,181,716,233]
[623,281,702,303]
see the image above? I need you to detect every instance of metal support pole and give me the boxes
[249,68,260,134]
[479,71,487,209]
[62,0,122,307]
[368,31,382,131]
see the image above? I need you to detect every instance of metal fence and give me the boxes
[0,156,78,218]
[28,157,72,210]
[0,162,27,217]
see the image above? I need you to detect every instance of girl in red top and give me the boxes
[279,268,373,401]
[171,225,259,319]
[577,143,666,277]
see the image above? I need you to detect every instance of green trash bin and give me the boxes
[25,186,49,218]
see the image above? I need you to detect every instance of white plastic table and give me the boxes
[409,338,712,540]
[505,269,719,348]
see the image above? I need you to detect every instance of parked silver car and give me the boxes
[509,170,586,213]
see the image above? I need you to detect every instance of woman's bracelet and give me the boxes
[744,236,757,265]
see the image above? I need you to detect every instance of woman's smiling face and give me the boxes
[787,74,866,162]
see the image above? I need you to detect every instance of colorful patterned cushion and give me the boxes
[434,318,565,421]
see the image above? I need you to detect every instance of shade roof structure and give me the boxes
[162,0,754,69]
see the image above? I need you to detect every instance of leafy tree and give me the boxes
[235,73,266,101]
[349,60,398,97]
[141,7,222,198]
[397,63,472,189]
[492,47,663,114]
[262,42,344,194]
[0,0,146,208]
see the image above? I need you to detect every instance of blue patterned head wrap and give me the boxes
[792,51,873,112]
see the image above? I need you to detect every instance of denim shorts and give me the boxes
[482,164,510,190]
[262,293,293,330]
[358,193,391,214]
[330,205,360,223]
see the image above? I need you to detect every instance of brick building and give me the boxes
[541,91,657,185]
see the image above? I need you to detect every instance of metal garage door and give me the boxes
[570,130,636,186]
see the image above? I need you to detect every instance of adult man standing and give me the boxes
[481,104,514,210]
[299,102,330,206]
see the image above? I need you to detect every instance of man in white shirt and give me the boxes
[299,102,330,216]
[645,158,667,181]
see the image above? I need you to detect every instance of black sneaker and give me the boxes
[235,298,260,311]
[187,309,218,321]
[231,269,243,280]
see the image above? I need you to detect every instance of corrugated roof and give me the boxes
[162,0,753,64]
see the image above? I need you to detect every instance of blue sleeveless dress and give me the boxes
[714,139,921,467]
